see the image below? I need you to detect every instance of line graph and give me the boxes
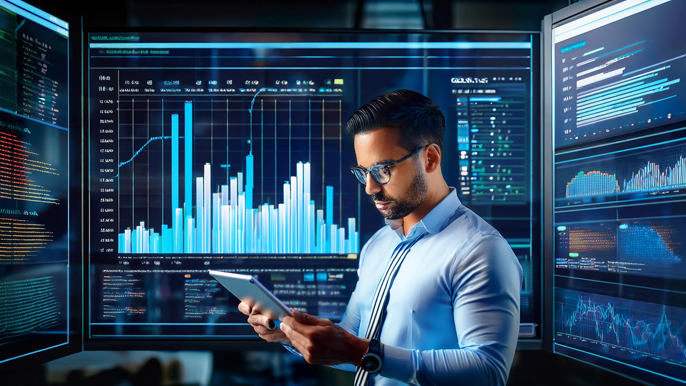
[555,289,686,365]
[116,136,184,173]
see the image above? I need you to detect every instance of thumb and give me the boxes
[293,309,325,325]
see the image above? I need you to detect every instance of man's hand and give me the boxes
[280,309,370,366]
[237,301,291,345]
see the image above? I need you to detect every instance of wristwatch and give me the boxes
[359,339,383,373]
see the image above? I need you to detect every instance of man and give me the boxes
[238,89,523,386]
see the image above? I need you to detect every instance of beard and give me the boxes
[371,162,428,220]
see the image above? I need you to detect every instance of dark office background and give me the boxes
[0,0,650,385]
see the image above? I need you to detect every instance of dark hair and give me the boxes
[346,89,445,156]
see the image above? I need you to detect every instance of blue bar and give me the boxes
[184,102,193,220]
[90,42,532,50]
[470,97,501,102]
[246,154,253,210]
[152,233,159,253]
[162,225,171,253]
[326,186,333,253]
[582,47,604,57]
[132,230,138,253]
[171,114,179,217]
[174,208,183,253]
[578,78,668,105]
[118,234,125,252]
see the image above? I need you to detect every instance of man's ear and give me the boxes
[425,144,441,173]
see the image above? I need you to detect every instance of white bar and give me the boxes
[230,177,237,252]
[204,164,212,253]
[270,205,277,253]
[238,194,245,253]
[196,177,204,253]
[309,201,315,253]
[139,222,144,253]
[213,193,220,253]
[143,229,149,253]
[296,162,304,252]
[348,218,356,252]
[221,185,228,205]
[331,225,338,254]
[290,176,297,253]
[284,183,291,253]
[317,210,324,253]
[124,228,132,253]
[320,223,326,254]
[576,67,625,88]
[304,193,311,253]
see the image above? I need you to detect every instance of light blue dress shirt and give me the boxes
[284,188,523,386]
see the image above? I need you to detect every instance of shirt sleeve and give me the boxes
[379,234,523,386]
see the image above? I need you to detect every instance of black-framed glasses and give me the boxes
[350,146,425,185]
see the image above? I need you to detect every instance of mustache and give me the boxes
[371,192,395,203]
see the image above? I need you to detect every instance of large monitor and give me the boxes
[0,0,77,367]
[86,30,540,345]
[544,0,686,385]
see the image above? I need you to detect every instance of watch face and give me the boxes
[362,355,380,372]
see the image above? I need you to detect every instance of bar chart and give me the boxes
[555,136,686,207]
[112,94,358,255]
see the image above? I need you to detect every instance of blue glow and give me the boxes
[470,97,501,102]
[0,0,68,37]
[89,42,532,50]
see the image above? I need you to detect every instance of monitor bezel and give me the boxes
[0,0,83,369]
[542,1,686,385]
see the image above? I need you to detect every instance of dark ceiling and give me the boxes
[25,0,570,31]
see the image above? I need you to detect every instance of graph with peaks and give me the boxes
[107,96,358,255]
[565,170,620,198]
[556,138,686,206]
[555,218,686,279]
[555,289,686,368]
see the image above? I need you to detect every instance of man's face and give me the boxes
[353,127,428,220]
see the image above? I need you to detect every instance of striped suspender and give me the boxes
[354,234,425,386]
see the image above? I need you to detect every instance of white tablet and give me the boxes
[208,270,293,322]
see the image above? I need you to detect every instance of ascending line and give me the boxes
[116,135,184,177]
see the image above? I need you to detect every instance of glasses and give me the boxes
[350,146,425,185]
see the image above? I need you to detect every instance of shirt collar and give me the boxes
[385,187,461,241]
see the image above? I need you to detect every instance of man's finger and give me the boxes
[280,320,305,341]
[293,309,329,326]
[281,315,311,335]
[237,302,251,316]
[248,313,274,329]
[258,333,279,343]
[285,331,310,360]
[253,325,284,336]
